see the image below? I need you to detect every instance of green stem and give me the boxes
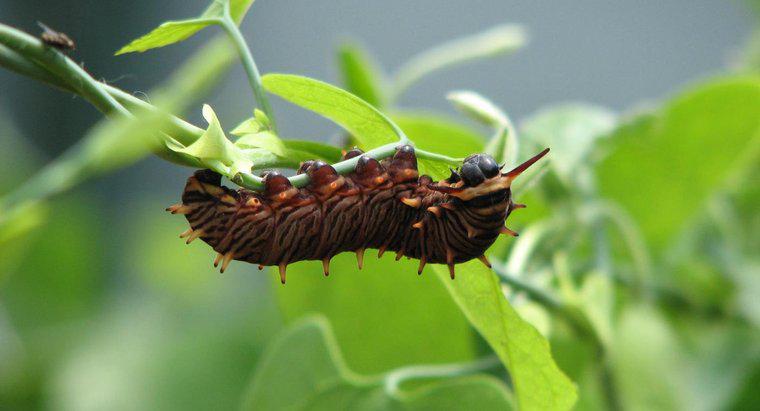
[232,143,463,191]
[0,23,129,117]
[383,355,501,396]
[0,40,206,147]
[415,148,462,165]
[0,24,461,195]
[218,15,277,132]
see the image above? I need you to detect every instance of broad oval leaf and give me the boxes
[281,140,343,163]
[597,76,760,250]
[241,316,515,410]
[432,262,578,411]
[262,73,404,149]
[392,112,485,180]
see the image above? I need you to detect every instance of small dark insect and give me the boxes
[168,146,549,283]
[37,22,75,50]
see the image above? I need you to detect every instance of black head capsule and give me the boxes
[477,155,500,178]
[464,153,500,178]
[460,162,485,187]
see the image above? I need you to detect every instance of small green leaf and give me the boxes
[447,90,509,127]
[115,0,255,55]
[597,76,760,250]
[432,262,578,411]
[253,109,271,130]
[115,19,216,55]
[228,0,257,23]
[172,104,252,175]
[337,42,386,108]
[241,316,515,410]
[230,117,261,136]
[392,24,526,99]
[263,73,405,149]
[235,131,286,157]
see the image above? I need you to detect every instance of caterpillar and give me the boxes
[167,145,549,283]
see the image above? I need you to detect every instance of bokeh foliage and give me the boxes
[1,1,759,410]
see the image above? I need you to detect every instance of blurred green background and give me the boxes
[1,1,759,410]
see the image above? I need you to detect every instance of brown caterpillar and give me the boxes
[167,145,548,283]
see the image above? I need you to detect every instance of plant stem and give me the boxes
[0,23,129,117]
[0,40,209,147]
[415,148,463,165]
[383,355,501,396]
[0,24,462,194]
[233,143,464,191]
[218,16,277,132]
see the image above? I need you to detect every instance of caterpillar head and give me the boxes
[429,148,549,201]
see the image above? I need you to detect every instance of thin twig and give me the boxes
[218,13,277,132]
[0,23,129,117]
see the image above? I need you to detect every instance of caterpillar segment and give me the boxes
[169,145,549,283]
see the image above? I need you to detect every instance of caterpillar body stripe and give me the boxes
[168,145,549,283]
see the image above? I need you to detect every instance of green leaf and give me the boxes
[597,76,760,250]
[253,109,272,130]
[282,140,343,163]
[172,105,251,174]
[610,305,686,410]
[392,112,485,180]
[115,0,255,55]
[277,254,476,374]
[228,0,257,23]
[235,131,286,157]
[263,73,405,149]
[520,104,616,186]
[230,118,261,136]
[231,109,274,136]
[392,24,526,99]
[115,20,216,55]
[337,42,386,108]
[447,90,509,127]
[431,262,578,411]
[241,316,515,410]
